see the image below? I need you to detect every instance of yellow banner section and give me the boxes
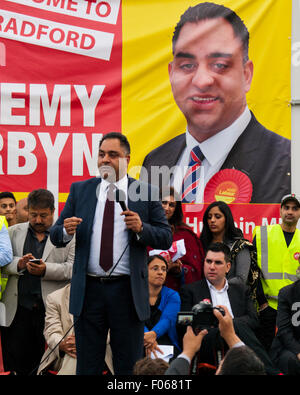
[122,0,291,173]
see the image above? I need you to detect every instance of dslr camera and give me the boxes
[177,300,225,333]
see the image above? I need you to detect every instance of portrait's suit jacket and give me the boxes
[50,176,172,321]
[270,280,300,362]
[180,278,258,331]
[0,222,75,327]
[141,113,291,203]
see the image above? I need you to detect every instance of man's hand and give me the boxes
[182,326,208,360]
[26,259,46,277]
[213,305,241,348]
[121,210,143,233]
[17,253,34,271]
[59,335,76,359]
[64,217,83,235]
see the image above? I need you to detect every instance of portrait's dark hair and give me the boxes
[172,2,249,63]
[160,186,186,231]
[147,254,168,270]
[218,346,266,375]
[133,356,169,375]
[206,242,231,263]
[27,189,55,211]
[0,191,16,203]
[99,132,130,155]
[200,201,243,251]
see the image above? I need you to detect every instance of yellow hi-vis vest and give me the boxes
[0,215,9,300]
[253,224,300,310]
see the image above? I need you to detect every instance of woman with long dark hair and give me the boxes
[160,187,205,291]
[200,201,260,299]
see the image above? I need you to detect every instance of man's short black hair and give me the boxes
[172,2,249,63]
[99,132,130,155]
[206,242,231,263]
[0,191,16,203]
[27,189,55,211]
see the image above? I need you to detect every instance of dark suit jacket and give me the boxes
[165,356,190,375]
[141,113,291,203]
[270,280,300,361]
[50,176,172,321]
[180,278,258,331]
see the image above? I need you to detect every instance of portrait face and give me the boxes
[0,197,16,221]
[161,195,176,220]
[98,138,130,182]
[280,201,300,227]
[148,257,167,287]
[204,250,231,289]
[207,206,226,237]
[169,18,253,142]
[28,206,54,233]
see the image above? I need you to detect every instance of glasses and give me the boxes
[149,266,167,272]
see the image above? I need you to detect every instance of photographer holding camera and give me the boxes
[166,305,266,375]
[176,243,279,374]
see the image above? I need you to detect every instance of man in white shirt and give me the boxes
[141,2,290,204]
[179,242,279,374]
[50,132,172,375]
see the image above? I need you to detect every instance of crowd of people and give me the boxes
[0,0,298,378]
[0,180,300,376]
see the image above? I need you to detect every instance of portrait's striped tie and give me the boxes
[181,146,204,203]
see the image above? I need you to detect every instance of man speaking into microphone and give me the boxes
[50,132,172,375]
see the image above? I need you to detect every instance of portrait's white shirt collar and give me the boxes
[186,106,251,166]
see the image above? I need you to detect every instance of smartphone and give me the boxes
[29,259,41,264]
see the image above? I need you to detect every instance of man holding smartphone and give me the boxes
[0,189,75,375]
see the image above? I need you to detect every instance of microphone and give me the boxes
[115,188,127,212]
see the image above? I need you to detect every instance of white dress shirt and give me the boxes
[87,176,130,276]
[206,279,234,318]
[172,107,251,202]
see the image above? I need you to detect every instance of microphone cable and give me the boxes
[30,188,136,375]
[29,237,132,375]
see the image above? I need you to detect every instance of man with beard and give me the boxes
[0,189,75,375]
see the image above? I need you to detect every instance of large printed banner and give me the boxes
[0,0,122,210]
[0,0,292,236]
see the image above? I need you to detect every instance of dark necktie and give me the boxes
[181,146,205,203]
[99,183,115,272]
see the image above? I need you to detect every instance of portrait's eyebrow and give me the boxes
[208,52,233,59]
[174,52,195,59]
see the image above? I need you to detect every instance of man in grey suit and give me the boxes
[0,189,75,375]
[50,132,172,375]
[141,2,290,204]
